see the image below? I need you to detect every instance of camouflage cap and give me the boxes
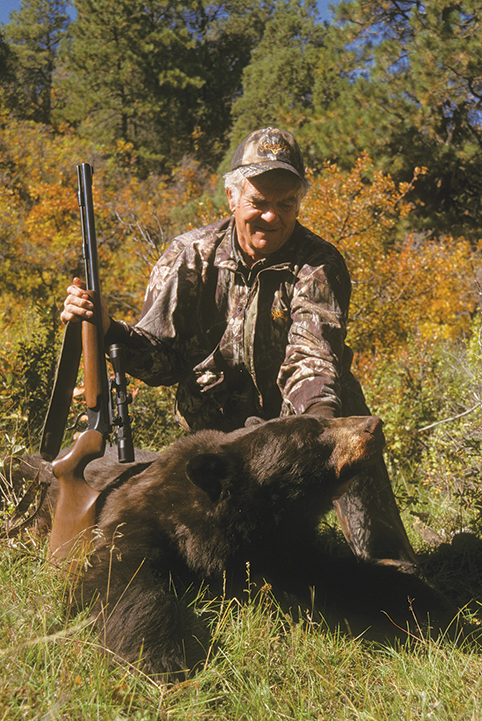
[230,127,305,180]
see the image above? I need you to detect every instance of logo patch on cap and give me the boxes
[258,136,291,159]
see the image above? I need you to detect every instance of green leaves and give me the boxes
[317,0,482,237]
[3,0,70,124]
[54,0,271,173]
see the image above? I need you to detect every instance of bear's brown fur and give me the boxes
[71,414,452,680]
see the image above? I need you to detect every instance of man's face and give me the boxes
[226,173,300,263]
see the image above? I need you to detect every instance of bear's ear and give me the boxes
[244,416,265,427]
[185,453,230,502]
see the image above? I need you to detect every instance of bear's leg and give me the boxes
[78,542,195,681]
[103,572,188,680]
[292,550,455,642]
[335,371,417,567]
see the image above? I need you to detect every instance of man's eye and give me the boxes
[248,199,295,212]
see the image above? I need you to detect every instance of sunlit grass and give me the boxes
[1,530,482,720]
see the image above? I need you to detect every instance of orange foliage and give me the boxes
[0,116,218,328]
[300,156,477,381]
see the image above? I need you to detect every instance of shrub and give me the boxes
[0,306,60,448]
[359,322,482,532]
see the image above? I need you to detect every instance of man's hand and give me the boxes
[61,277,111,334]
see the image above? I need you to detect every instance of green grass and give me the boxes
[1,526,482,720]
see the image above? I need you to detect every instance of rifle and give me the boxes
[41,163,134,563]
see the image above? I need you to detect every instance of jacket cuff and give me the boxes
[104,318,131,346]
[304,402,337,420]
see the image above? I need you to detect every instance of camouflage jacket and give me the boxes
[105,217,353,431]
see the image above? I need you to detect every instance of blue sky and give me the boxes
[1,1,338,27]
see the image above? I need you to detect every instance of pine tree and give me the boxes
[56,0,273,173]
[231,0,482,237]
[312,0,482,237]
[229,0,325,154]
[3,0,70,124]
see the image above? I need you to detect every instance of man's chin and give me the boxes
[253,234,283,250]
[252,244,277,259]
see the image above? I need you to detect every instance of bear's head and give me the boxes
[184,414,385,533]
[96,414,385,577]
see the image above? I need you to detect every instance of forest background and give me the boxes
[1,0,482,718]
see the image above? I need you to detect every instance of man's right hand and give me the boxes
[61,277,111,334]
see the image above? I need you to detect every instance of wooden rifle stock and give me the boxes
[49,430,104,562]
[47,163,134,564]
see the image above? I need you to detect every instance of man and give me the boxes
[62,127,417,567]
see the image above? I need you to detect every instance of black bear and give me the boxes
[67,414,454,681]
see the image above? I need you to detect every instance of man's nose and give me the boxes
[260,205,278,222]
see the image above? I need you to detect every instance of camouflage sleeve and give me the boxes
[104,318,183,386]
[278,252,351,419]
[104,238,203,386]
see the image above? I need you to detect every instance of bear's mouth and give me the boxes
[330,416,386,493]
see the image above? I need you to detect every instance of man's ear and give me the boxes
[185,453,230,502]
[226,187,236,213]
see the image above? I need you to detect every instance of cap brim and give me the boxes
[236,161,304,180]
